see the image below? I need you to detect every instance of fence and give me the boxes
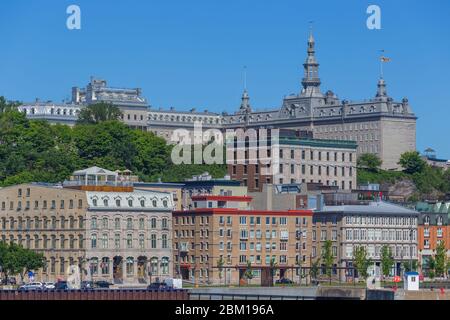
[0,289,188,300]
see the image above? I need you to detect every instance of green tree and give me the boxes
[244,261,253,281]
[217,257,225,284]
[403,260,419,273]
[310,259,320,283]
[380,245,394,280]
[357,153,382,172]
[398,151,426,174]
[0,96,19,113]
[270,258,278,285]
[428,256,436,280]
[353,246,372,280]
[321,240,334,278]
[77,102,123,124]
[435,241,447,278]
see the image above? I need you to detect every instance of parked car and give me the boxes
[147,282,168,290]
[43,282,55,289]
[54,281,69,290]
[18,282,44,291]
[94,281,112,289]
[1,277,17,285]
[81,281,94,290]
[275,278,294,285]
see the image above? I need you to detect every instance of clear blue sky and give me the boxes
[1,0,449,158]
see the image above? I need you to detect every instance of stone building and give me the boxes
[228,129,357,192]
[415,202,450,270]
[172,195,313,285]
[0,166,174,285]
[314,201,419,281]
[18,30,416,170]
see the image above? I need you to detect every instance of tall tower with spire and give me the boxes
[301,27,322,97]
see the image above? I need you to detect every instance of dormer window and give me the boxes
[128,199,133,207]
[140,200,145,207]
[92,199,98,207]
[152,200,157,207]
[424,216,430,225]
[163,200,168,208]
[116,199,121,207]
[437,216,443,226]
[103,199,108,207]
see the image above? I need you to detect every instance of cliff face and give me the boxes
[382,179,416,201]
[381,178,446,202]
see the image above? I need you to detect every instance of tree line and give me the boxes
[0,98,227,187]
[357,152,450,201]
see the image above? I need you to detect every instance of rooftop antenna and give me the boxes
[243,65,247,91]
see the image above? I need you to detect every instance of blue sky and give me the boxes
[1,0,449,158]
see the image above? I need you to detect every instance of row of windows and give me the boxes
[344,216,417,226]
[317,122,379,133]
[91,197,169,208]
[90,216,170,230]
[344,245,417,259]
[174,216,209,225]
[1,216,84,230]
[344,229,417,242]
[149,113,220,124]
[2,199,83,211]
[1,234,84,250]
[230,149,354,163]
[90,233,169,250]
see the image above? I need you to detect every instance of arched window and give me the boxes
[162,199,168,208]
[150,257,158,274]
[162,218,168,229]
[437,216,443,226]
[424,216,430,225]
[161,257,169,275]
[126,257,134,276]
[101,257,109,275]
[127,218,133,230]
[152,199,157,207]
[101,233,108,249]
[150,218,157,229]
[162,234,168,249]
[90,258,98,275]
[91,234,97,248]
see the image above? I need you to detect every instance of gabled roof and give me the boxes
[73,166,117,176]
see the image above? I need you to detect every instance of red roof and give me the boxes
[191,195,253,202]
[173,208,313,216]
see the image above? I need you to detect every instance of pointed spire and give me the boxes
[301,24,322,97]
[238,66,251,114]
[376,77,388,98]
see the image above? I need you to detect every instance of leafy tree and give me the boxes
[357,153,382,172]
[217,257,225,283]
[403,260,419,273]
[77,102,123,124]
[0,96,19,113]
[398,151,426,174]
[310,259,320,282]
[428,256,436,280]
[380,245,394,279]
[321,240,334,277]
[244,261,253,280]
[353,246,372,280]
[435,241,447,278]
